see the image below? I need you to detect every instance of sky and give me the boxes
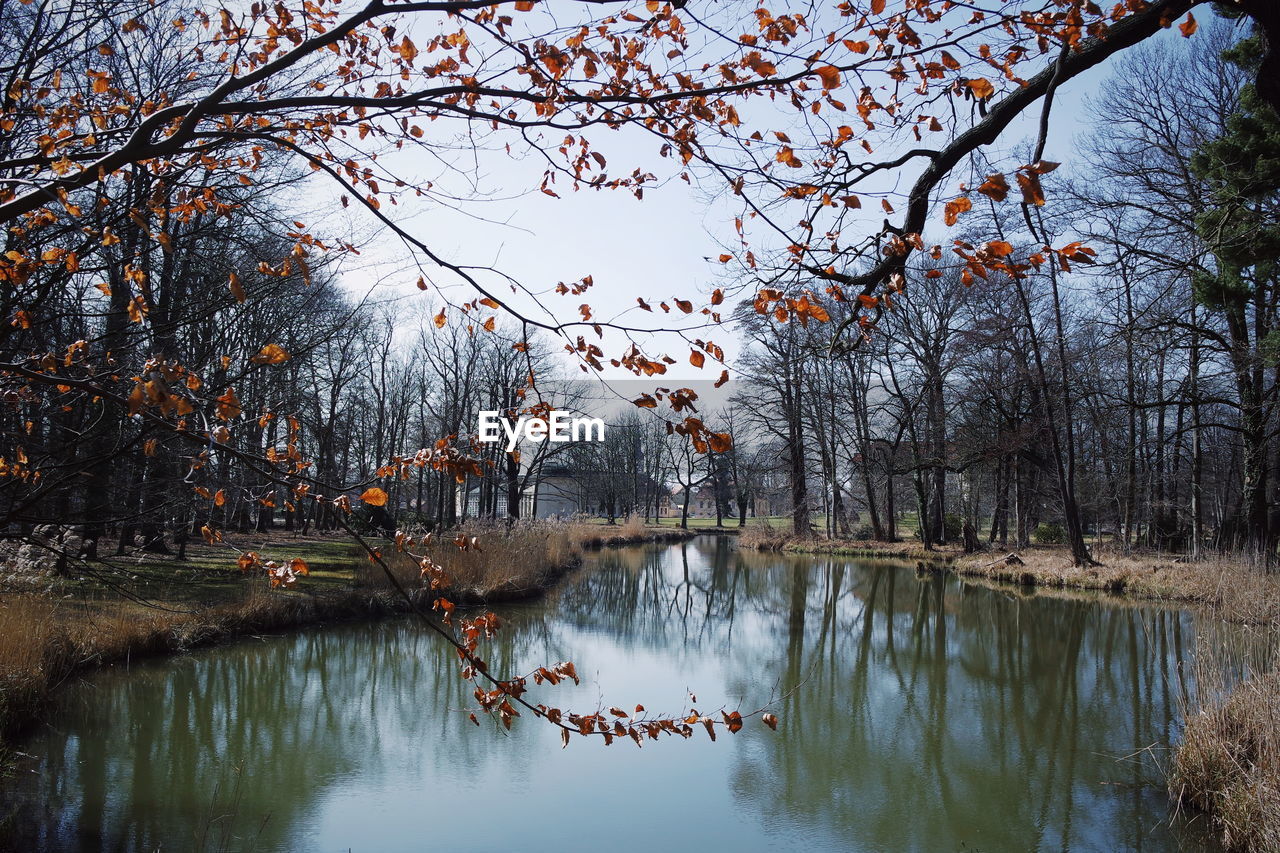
[300,5,1205,383]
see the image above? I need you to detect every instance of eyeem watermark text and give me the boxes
[478,411,606,452]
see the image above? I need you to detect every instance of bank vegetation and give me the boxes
[0,520,692,755]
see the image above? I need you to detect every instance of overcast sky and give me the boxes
[302,8,1198,383]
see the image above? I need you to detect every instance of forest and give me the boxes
[0,2,1275,576]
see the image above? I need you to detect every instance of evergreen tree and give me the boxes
[1191,28,1280,552]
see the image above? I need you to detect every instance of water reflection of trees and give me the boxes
[3,541,1210,851]
[562,543,1201,849]
[5,624,454,849]
[724,556,1197,852]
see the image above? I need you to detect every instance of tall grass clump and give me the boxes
[0,596,64,742]
[617,513,647,539]
[739,519,789,551]
[358,520,583,601]
[1172,631,1280,852]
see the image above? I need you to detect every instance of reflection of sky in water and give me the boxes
[1,539,1221,852]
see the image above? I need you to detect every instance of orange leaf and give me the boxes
[815,65,841,90]
[775,146,803,168]
[251,343,290,364]
[290,557,309,576]
[977,173,1010,202]
[360,487,389,507]
[690,350,705,368]
[228,272,246,303]
[1016,171,1046,206]
[1179,12,1197,37]
[967,77,995,100]
[398,36,417,63]
[215,388,242,421]
[433,309,446,328]
[943,196,972,226]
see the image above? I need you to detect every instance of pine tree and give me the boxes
[1191,28,1280,553]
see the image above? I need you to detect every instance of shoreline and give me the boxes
[0,526,697,756]
[746,536,1280,625]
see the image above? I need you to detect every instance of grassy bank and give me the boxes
[0,521,692,755]
[741,527,1280,626]
[360,518,696,603]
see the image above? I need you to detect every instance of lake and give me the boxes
[0,537,1219,851]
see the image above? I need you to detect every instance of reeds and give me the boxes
[738,519,790,551]
[1172,630,1280,851]
[0,587,392,746]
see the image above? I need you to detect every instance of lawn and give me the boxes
[58,533,365,608]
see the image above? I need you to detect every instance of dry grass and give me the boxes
[738,519,794,551]
[0,587,370,746]
[743,530,952,563]
[616,513,648,540]
[1172,633,1280,852]
[359,517,694,602]
[949,545,1280,625]
[359,520,580,601]
[758,534,1280,626]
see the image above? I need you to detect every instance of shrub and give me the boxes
[853,525,874,541]
[912,513,964,542]
[1034,522,1065,544]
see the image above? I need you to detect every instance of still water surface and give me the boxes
[3,538,1218,851]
